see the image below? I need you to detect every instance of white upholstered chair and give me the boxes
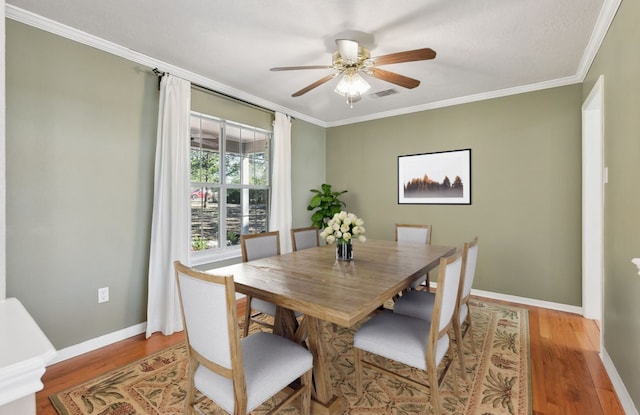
[291,227,320,251]
[174,261,313,415]
[240,231,281,336]
[395,224,432,290]
[393,236,480,374]
[353,248,464,415]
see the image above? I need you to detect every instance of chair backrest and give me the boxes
[240,231,280,262]
[460,236,479,303]
[395,224,432,245]
[428,249,463,363]
[174,261,242,375]
[291,227,319,251]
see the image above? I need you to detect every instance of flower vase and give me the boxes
[336,240,353,261]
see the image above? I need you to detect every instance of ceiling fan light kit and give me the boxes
[334,70,371,108]
[270,39,436,107]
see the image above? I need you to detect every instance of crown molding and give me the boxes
[6,1,621,128]
[5,5,325,127]
[326,75,582,127]
[575,0,623,81]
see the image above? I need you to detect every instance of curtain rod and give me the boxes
[152,68,285,118]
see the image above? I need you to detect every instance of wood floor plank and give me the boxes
[36,299,626,415]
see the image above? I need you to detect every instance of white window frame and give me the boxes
[189,111,272,265]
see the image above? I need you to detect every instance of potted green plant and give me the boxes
[307,183,348,229]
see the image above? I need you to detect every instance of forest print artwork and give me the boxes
[398,149,471,204]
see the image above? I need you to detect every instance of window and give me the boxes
[190,112,271,261]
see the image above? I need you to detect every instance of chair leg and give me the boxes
[300,369,312,415]
[450,350,460,397]
[243,296,253,337]
[185,356,197,415]
[466,314,476,353]
[428,363,441,415]
[453,319,466,381]
[354,347,363,395]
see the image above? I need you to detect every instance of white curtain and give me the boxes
[146,74,191,338]
[269,112,293,253]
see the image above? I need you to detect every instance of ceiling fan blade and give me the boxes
[270,65,333,71]
[292,73,338,97]
[370,68,421,89]
[336,39,359,62]
[372,48,436,66]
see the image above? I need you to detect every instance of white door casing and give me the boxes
[581,75,604,351]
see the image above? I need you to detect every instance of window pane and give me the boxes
[191,186,219,251]
[191,116,220,183]
[225,153,242,184]
[225,188,242,246]
[250,156,267,185]
[249,189,269,233]
[191,149,220,183]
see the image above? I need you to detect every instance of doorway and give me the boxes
[582,75,604,350]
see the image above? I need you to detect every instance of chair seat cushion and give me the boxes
[252,298,302,318]
[393,290,436,321]
[354,310,449,371]
[409,274,427,289]
[193,332,312,413]
[252,298,277,315]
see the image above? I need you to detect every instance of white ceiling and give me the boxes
[6,0,618,127]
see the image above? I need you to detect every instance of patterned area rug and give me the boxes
[50,300,530,415]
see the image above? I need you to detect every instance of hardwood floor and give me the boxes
[36,299,625,415]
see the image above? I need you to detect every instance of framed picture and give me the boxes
[398,149,471,205]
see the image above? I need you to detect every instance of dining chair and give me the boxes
[240,231,302,337]
[395,224,432,290]
[174,261,313,415]
[393,236,479,375]
[240,231,280,336]
[291,226,320,251]
[353,248,464,415]
[291,226,341,333]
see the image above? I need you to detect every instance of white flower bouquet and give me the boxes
[320,211,366,245]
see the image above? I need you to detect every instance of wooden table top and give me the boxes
[211,239,456,327]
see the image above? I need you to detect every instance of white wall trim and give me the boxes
[575,0,623,81]
[5,3,620,130]
[4,5,324,128]
[49,323,147,365]
[470,288,583,315]
[51,288,584,367]
[427,282,584,315]
[602,347,640,415]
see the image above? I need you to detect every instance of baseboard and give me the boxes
[469,288,583,315]
[425,283,584,315]
[49,323,147,365]
[602,347,639,415]
[50,287,585,367]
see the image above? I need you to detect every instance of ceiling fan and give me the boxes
[270,39,436,105]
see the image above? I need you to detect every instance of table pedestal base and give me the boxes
[311,395,348,415]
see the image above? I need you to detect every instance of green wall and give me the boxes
[291,120,326,227]
[584,0,640,407]
[6,20,158,347]
[326,85,583,305]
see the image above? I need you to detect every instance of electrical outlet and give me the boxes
[98,287,109,303]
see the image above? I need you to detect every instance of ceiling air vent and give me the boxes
[369,89,399,99]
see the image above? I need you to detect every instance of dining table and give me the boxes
[210,238,456,415]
